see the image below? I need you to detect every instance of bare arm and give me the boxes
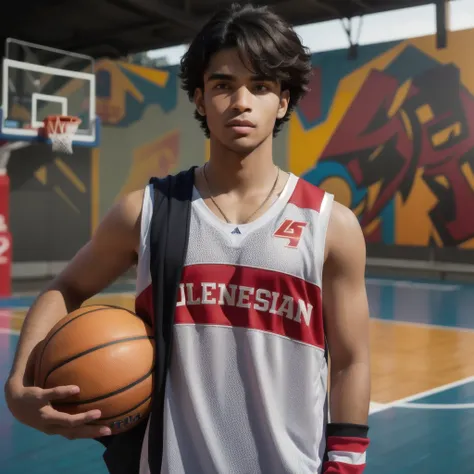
[7,188,144,387]
[323,202,370,425]
[4,189,144,440]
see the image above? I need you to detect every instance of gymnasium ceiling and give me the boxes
[1,0,448,61]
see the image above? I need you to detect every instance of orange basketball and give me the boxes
[34,304,154,434]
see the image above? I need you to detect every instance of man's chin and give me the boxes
[223,135,266,154]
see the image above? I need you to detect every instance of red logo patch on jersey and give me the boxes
[273,219,307,248]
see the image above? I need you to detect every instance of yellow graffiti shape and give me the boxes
[34,166,47,185]
[95,60,144,125]
[387,79,412,118]
[53,185,80,214]
[289,41,408,177]
[54,158,86,193]
[460,162,474,250]
[460,237,474,249]
[431,122,462,148]
[461,161,474,191]
[415,104,434,124]
[118,62,169,88]
[318,176,352,209]
[33,159,87,215]
[395,168,437,246]
[117,131,180,199]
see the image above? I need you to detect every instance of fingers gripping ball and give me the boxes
[34,305,155,434]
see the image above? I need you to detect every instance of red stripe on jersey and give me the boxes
[323,461,365,474]
[289,178,325,213]
[135,284,153,325]
[174,264,324,348]
[327,437,370,454]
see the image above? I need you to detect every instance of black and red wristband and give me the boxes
[323,423,370,473]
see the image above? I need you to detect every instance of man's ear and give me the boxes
[194,88,206,116]
[276,89,290,119]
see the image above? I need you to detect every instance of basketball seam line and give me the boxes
[54,367,154,406]
[97,395,152,423]
[37,304,150,386]
[37,306,112,386]
[43,335,154,388]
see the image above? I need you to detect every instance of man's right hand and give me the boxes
[3,191,144,442]
[5,380,112,440]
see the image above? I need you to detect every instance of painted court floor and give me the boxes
[1,277,474,473]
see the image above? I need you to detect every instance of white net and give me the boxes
[45,116,82,154]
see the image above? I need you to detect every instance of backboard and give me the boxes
[0,38,99,147]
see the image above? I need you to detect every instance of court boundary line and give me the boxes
[0,327,20,335]
[365,278,460,291]
[370,375,474,415]
[5,279,137,298]
[3,332,474,410]
[396,402,474,409]
[0,292,136,312]
[0,309,28,316]
[372,318,474,334]
[5,289,136,298]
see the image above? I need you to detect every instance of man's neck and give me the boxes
[206,135,277,197]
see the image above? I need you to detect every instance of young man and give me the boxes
[4,3,371,473]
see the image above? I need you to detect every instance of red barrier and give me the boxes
[0,173,11,297]
[0,231,12,297]
[0,174,9,226]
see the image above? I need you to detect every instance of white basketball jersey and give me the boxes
[136,173,334,474]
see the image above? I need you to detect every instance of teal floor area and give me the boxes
[1,277,474,473]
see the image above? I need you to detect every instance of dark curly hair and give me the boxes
[179,2,312,138]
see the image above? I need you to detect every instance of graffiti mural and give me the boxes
[5,60,196,264]
[95,60,177,126]
[93,61,204,218]
[11,28,474,266]
[292,30,474,249]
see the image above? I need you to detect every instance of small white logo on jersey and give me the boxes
[273,219,307,248]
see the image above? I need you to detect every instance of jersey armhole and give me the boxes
[136,184,154,294]
[139,184,154,255]
[318,192,334,291]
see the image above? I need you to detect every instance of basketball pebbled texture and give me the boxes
[34,304,155,434]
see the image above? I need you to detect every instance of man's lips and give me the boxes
[226,119,256,128]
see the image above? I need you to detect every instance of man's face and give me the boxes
[194,48,289,154]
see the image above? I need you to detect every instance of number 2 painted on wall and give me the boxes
[0,236,11,264]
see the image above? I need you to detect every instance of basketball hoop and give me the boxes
[42,115,82,154]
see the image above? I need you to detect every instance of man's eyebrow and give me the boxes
[206,73,276,82]
[250,74,276,82]
[207,73,234,81]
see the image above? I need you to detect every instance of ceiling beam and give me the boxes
[108,0,206,32]
[436,0,449,48]
[153,1,206,31]
[184,0,192,14]
[348,0,372,13]
[307,0,342,18]
[49,20,167,57]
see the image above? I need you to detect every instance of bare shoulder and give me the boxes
[119,187,145,213]
[89,188,144,251]
[325,200,366,267]
[99,188,145,234]
[51,188,146,301]
[327,201,363,238]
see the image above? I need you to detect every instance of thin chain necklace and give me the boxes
[202,162,280,225]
